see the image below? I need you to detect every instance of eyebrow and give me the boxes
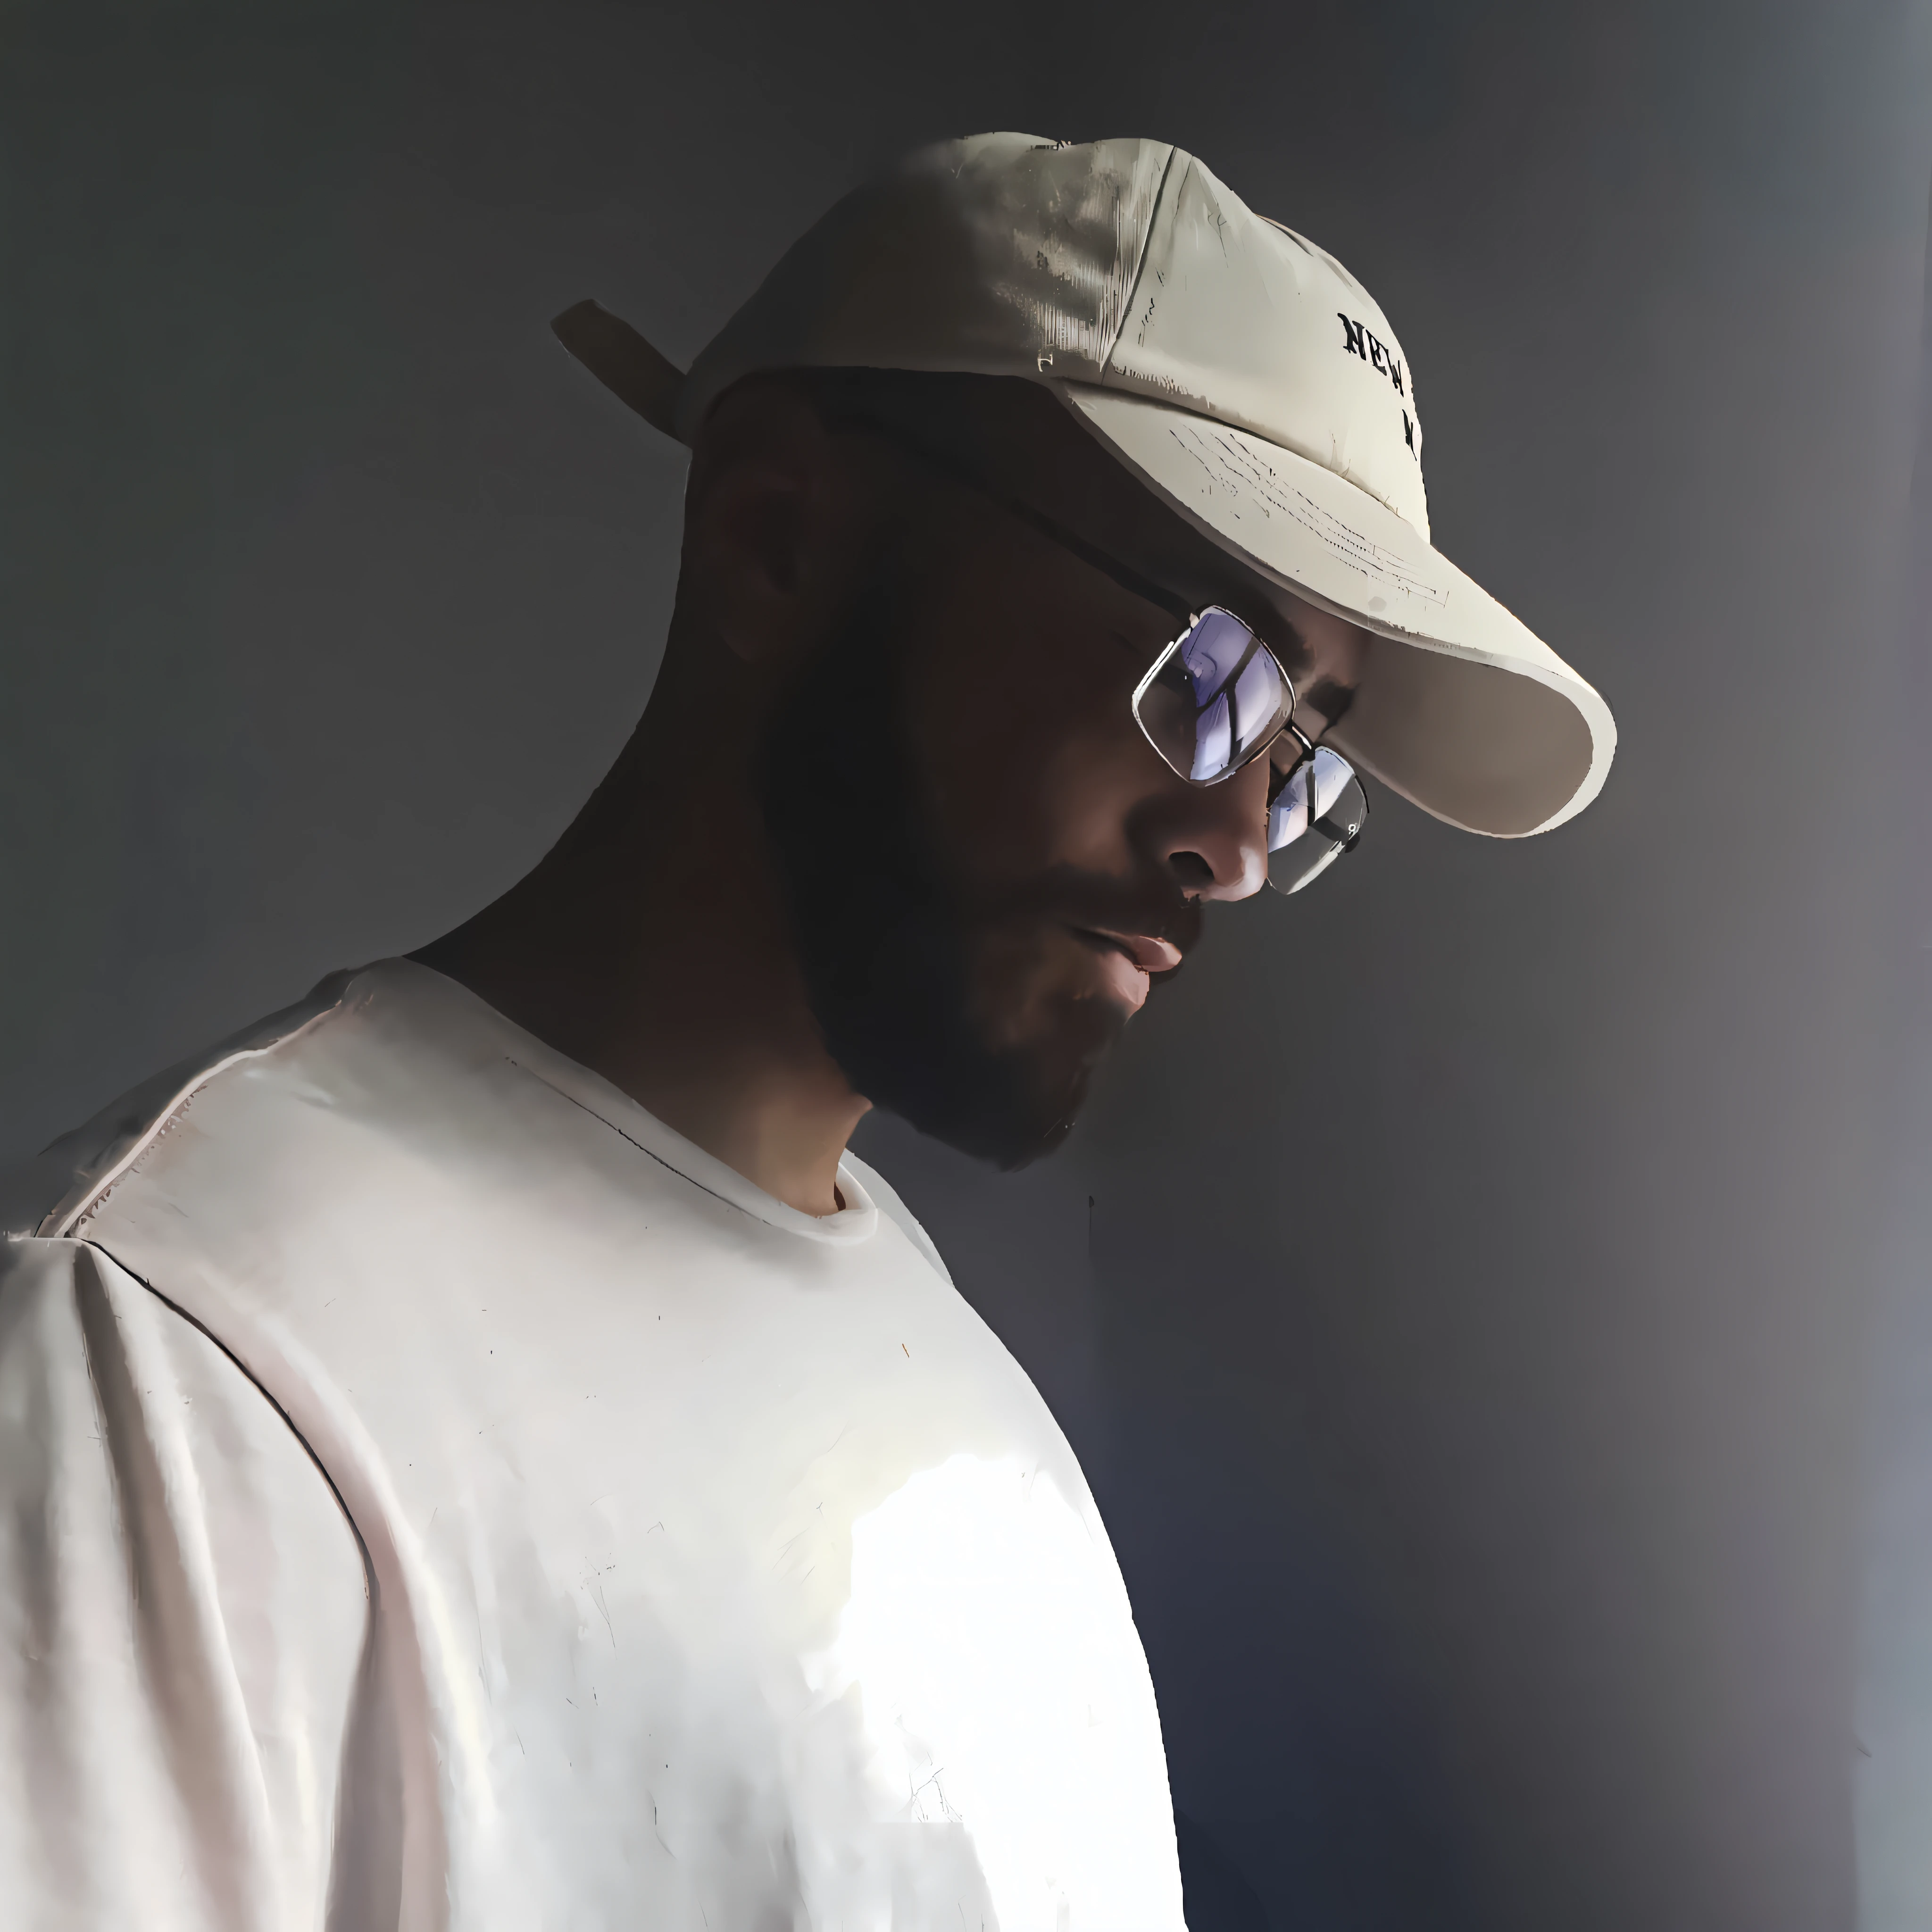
[1299,675,1358,735]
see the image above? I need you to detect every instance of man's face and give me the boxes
[758,411,1363,1169]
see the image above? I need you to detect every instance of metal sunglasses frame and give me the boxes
[1128,605,1296,786]
[1265,724,1370,893]
[836,411,1369,890]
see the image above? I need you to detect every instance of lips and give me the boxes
[1071,926,1184,1013]
[1084,929,1184,974]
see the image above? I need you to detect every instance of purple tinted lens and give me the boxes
[1269,746,1357,847]
[1172,610,1290,782]
[1230,650,1283,763]
[1191,691,1232,783]
[1178,610,1256,703]
[1267,747,1368,895]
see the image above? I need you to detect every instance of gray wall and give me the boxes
[1855,161,1932,1932]
[5,4,1930,1925]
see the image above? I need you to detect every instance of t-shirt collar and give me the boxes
[391,960,882,1246]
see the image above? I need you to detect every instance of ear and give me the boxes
[679,381,874,674]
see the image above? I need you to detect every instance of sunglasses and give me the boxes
[1130,607,1368,895]
[847,413,1368,896]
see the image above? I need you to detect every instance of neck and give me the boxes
[412,720,868,1218]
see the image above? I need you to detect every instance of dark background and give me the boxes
[5,3,1931,1926]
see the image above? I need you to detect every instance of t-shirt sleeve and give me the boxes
[0,1236,372,1932]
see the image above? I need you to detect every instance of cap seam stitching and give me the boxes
[1098,144,1182,381]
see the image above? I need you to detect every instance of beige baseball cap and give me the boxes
[557,132,1615,837]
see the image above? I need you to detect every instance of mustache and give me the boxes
[954,864,1205,966]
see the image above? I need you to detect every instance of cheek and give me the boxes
[962,919,1128,1090]
[966,920,1115,1056]
[909,573,1155,887]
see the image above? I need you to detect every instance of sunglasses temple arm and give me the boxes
[844,411,1198,626]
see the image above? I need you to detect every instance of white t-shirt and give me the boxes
[0,960,1185,1931]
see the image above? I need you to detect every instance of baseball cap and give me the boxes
[556,132,1615,837]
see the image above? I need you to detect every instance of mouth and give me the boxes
[1070,927,1184,1014]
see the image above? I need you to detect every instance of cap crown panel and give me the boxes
[1101,156,1431,539]
[678,133,1172,432]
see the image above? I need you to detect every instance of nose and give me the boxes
[1147,754,1272,902]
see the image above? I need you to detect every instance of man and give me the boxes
[0,134,1612,1928]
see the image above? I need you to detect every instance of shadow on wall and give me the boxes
[1177,1811,1270,1930]
[1179,1799,1457,1931]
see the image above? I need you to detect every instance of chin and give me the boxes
[952,980,1124,1169]
[974,1055,1095,1171]
[872,976,1120,1173]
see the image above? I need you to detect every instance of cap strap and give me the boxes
[551,299,686,439]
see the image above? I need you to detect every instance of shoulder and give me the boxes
[0,968,365,1240]
[0,1232,369,1923]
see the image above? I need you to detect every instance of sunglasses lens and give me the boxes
[1135,609,1294,784]
[1267,746,1368,895]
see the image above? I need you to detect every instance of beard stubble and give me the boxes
[756,575,1128,1170]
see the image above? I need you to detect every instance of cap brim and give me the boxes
[1057,383,1614,837]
